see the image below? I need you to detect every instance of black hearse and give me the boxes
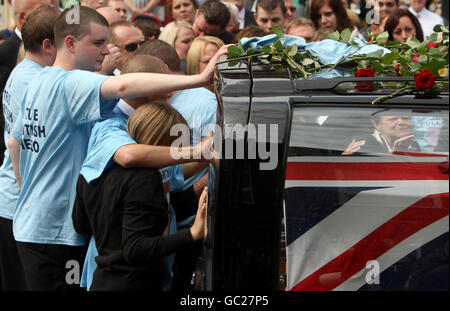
[196,61,449,291]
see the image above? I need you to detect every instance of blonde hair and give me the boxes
[16,42,26,65]
[127,101,188,147]
[158,20,195,47]
[286,18,315,34]
[186,36,224,75]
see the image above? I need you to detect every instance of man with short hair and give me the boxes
[135,39,182,73]
[408,0,444,38]
[108,0,128,20]
[109,21,145,70]
[377,0,399,16]
[253,0,287,33]
[0,4,60,291]
[9,6,227,290]
[286,18,316,42]
[361,0,399,39]
[193,0,235,44]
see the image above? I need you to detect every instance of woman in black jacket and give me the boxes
[72,101,208,291]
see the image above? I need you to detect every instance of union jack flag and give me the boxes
[283,153,449,291]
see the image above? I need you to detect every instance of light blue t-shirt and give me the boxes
[0,59,43,220]
[170,87,217,191]
[80,100,136,184]
[11,67,117,246]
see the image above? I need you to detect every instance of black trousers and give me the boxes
[0,217,27,290]
[16,241,87,291]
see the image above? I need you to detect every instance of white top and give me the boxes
[408,6,444,38]
[239,8,246,30]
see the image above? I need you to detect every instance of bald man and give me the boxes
[80,0,105,9]
[109,21,145,70]
[97,6,122,24]
[0,0,51,166]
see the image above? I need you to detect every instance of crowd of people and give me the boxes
[0,0,448,291]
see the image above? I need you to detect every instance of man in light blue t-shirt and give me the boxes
[0,5,60,291]
[8,6,227,290]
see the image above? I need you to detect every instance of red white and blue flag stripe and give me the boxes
[283,153,449,291]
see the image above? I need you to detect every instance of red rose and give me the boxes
[414,70,436,90]
[355,68,375,78]
[427,41,438,48]
[413,55,420,63]
[395,64,402,76]
[355,68,375,92]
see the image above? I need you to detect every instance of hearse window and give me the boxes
[288,107,449,156]
[284,107,448,291]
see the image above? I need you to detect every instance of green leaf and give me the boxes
[286,57,298,69]
[302,58,314,66]
[273,40,283,52]
[433,24,448,33]
[406,37,421,49]
[409,61,421,73]
[376,31,389,44]
[261,45,272,54]
[366,49,383,59]
[286,44,298,57]
[238,40,245,54]
[384,41,401,48]
[272,55,282,62]
[382,51,398,65]
[429,48,443,57]
[228,60,241,67]
[427,32,439,43]
[246,48,261,56]
[272,26,285,38]
[417,41,428,54]
[358,59,370,68]
[372,61,384,73]
[424,58,448,73]
[328,31,340,41]
[417,54,428,64]
[228,45,241,58]
[341,28,351,43]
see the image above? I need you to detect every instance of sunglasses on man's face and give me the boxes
[119,40,146,52]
